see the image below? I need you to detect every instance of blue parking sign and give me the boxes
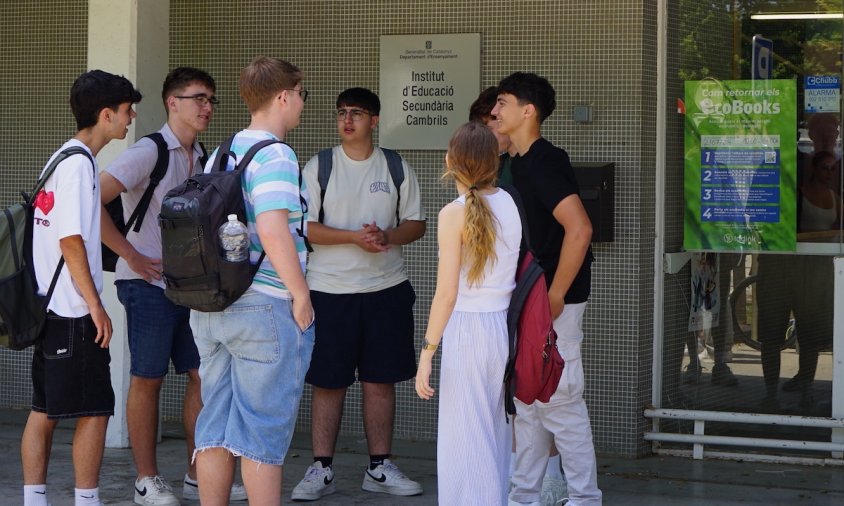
[752,35,773,80]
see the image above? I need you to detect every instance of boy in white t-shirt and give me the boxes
[22,70,142,506]
[292,88,426,501]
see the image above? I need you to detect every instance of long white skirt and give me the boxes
[437,310,511,506]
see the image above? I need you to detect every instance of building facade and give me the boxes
[1,0,841,462]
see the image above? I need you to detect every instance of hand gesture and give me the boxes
[353,222,390,253]
[415,354,435,400]
[126,250,163,283]
[292,295,315,332]
[90,303,113,348]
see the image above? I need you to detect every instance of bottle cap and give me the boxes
[227,214,237,221]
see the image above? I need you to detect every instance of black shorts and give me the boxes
[305,281,417,388]
[31,312,115,419]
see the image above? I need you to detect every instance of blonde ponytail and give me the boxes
[445,122,501,286]
[463,186,497,286]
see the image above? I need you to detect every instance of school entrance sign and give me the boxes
[379,33,481,149]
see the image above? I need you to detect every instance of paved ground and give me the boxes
[2,408,844,505]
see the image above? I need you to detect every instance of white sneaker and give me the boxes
[540,476,568,506]
[291,462,336,501]
[361,459,423,496]
[182,473,247,501]
[508,500,542,506]
[134,476,180,506]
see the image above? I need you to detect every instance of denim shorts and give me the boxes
[189,289,315,465]
[31,312,115,419]
[116,280,199,378]
[306,280,417,388]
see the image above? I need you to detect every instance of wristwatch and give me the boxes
[422,339,439,351]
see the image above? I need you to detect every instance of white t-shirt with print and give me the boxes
[32,139,102,318]
[303,146,425,294]
[106,123,203,289]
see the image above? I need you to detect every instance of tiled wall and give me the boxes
[0,0,89,409]
[1,0,657,457]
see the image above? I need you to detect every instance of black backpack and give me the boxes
[159,135,306,312]
[0,148,94,350]
[102,133,207,271]
[316,147,404,224]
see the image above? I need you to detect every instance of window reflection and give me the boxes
[666,0,842,451]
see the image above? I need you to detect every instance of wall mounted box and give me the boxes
[572,162,614,242]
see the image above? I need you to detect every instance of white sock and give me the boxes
[74,487,100,505]
[545,455,564,480]
[24,485,49,506]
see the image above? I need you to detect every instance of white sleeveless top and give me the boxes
[453,189,522,312]
[800,189,837,232]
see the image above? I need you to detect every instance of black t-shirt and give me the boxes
[511,137,593,303]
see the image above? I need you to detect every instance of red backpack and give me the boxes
[502,186,564,415]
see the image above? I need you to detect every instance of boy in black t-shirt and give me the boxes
[492,72,602,506]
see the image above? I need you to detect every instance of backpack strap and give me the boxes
[198,141,208,169]
[28,147,93,202]
[227,137,316,268]
[500,185,534,254]
[316,148,333,223]
[499,184,536,417]
[381,148,405,225]
[316,147,405,226]
[29,147,96,309]
[210,135,237,174]
[235,138,282,268]
[124,132,169,234]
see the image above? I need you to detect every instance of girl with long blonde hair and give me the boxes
[415,122,522,505]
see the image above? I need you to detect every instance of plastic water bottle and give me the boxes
[218,214,249,262]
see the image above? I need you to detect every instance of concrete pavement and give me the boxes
[2,408,844,505]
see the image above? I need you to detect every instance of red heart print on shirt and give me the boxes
[34,190,55,215]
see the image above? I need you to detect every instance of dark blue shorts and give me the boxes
[305,280,417,388]
[116,280,199,378]
[31,312,115,419]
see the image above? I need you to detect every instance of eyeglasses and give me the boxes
[284,88,309,102]
[174,94,219,106]
[336,108,371,122]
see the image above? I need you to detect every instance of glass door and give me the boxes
[657,0,844,459]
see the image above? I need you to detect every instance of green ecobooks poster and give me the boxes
[684,79,797,252]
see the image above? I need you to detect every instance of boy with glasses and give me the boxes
[291,87,426,501]
[22,70,141,506]
[100,67,247,505]
[190,55,314,506]
[492,72,602,506]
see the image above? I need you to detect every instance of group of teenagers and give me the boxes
[19,54,601,506]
